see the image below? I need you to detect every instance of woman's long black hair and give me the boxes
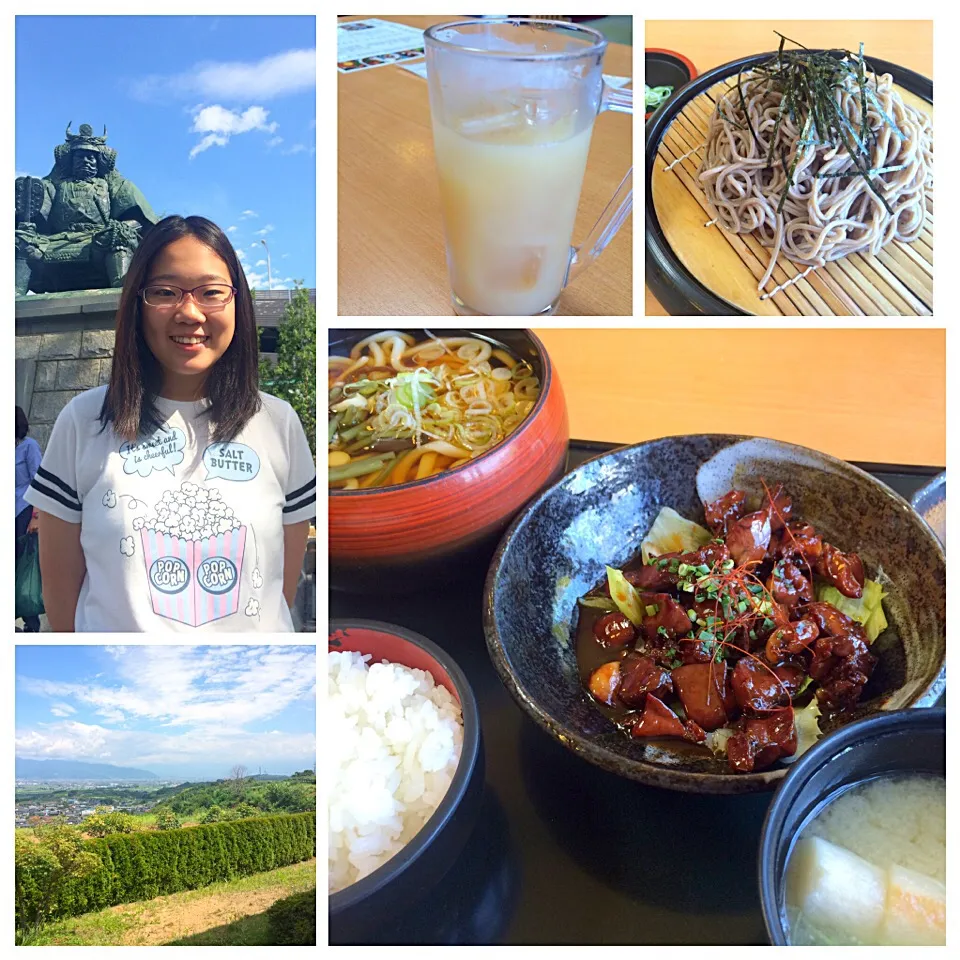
[98,215,261,443]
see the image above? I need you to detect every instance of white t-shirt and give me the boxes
[25,386,316,633]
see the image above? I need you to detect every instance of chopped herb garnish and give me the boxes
[688,609,697,621]
[657,625,668,638]
[737,600,748,613]
[698,630,716,643]
[645,604,658,617]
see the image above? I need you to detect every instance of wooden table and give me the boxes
[534,328,945,466]
[644,20,934,316]
[339,14,633,316]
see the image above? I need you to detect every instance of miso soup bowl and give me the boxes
[328,619,484,944]
[758,708,945,944]
[329,329,569,593]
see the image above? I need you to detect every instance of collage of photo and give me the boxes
[11,9,945,952]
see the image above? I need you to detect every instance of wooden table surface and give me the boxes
[534,328,945,466]
[338,14,633,316]
[644,20,934,316]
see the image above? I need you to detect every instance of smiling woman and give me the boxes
[24,216,316,633]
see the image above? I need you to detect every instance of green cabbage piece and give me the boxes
[790,698,823,761]
[578,596,618,612]
[606,566,645,627]
[705,726,734,757]
[641,507,712,565]
[815,578,888,643]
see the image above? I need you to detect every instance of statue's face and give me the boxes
[71,150,98,180]
[141,236,237,397]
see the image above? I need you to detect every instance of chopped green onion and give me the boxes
[688,609,697,621]
[737,600,748,613]
[645,604,658,617]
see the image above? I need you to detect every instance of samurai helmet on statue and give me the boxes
[52,122,118,175]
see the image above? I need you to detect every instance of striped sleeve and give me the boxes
[282,405,316,525]
[23,402,83,523]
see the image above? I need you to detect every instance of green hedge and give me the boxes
[266,887,316,945]
[17,813,315,926]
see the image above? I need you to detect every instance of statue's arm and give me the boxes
[109,175,159,227]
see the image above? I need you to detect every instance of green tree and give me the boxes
[82,807,137,837]
[15,819,101,940]
[258,284,316,454]
[154,809,181,831]
[200,805,223,824]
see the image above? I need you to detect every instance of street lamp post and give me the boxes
[260,238,272,289]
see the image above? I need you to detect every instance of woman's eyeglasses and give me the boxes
[140,284,237,308]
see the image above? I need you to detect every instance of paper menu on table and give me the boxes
[338,18,425,73]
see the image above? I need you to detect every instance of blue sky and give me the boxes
[15,15,315,290]
[16,645,316,781]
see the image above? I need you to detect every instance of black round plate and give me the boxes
[645,52,933,316]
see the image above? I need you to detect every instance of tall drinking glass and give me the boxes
[425,18,633,317]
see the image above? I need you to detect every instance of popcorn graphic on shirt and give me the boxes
[136,481,246,627]
[103,490,117,508]
[119,536,135,557]
[244,598,260,618]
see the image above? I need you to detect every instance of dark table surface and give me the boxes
[328,443,944,945]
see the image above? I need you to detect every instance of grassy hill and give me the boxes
[156,774,315,817]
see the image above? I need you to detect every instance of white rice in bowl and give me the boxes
[328,650,464,894]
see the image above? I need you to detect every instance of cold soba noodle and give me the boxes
[697,38,933,294]
[784,774,945,945]
[328,332,540,489]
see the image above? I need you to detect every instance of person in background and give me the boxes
[15,405,42,631]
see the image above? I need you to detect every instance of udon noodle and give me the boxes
[698,65,933,292]
[328,331,540,489]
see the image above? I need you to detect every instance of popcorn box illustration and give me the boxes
[136,482,246,626]
[141,526,246,626]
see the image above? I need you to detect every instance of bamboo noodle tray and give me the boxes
[645,53,933,316]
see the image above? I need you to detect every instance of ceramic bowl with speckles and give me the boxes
[483,435,946,794]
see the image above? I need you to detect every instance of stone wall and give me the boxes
[17,329,115,449]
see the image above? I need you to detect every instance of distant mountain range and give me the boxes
[16,758,160,780]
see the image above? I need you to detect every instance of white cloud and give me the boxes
[234,247,247,261]
[50,703,76,718]
[188,105,277,159]
[283,143,307,155]
[132,49,316,102]
[242,266,296,291]
[266,136,283,149]
[254,225,274,237]
[18,646,315,730]
[255,259,267,267]
[250,243,259,249]
[226,225,237,233]
[15,721,316,771]
[240,210,258,219]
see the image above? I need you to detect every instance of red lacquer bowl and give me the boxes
[328,620,484,941]
[329,329,569,592]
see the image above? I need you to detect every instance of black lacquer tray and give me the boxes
[327,440,944,945]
